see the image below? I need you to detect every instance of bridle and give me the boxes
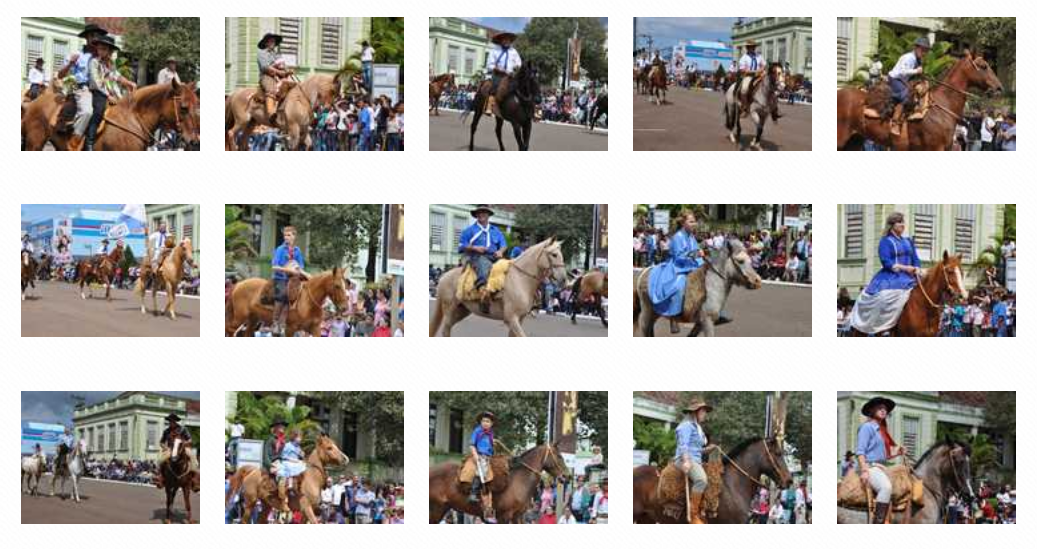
[511,245,565,282]
[704,248,755,287]
[914,263,958,309]
[103,89,191,147]
[517,444,566,478]
[718,438,788,488]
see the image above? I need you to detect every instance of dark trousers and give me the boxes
[86,90,108,147]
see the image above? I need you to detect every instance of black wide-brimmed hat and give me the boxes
[270,417,288,428]
[492,32,518,45]
[861,396,896,418]
[94,35,119,52]
[258,32,283,50]
[470,204,495,217]
[476,411,496,423]
[78,23,109,38]
[164,413,182,422]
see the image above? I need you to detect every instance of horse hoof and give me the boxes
[140,306,147,314]
[728,134,736,143]
[80,293,86,300]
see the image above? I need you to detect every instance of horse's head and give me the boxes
[768,63,786,92]
[518,61,542,104]
[761,437,793,488]
[327,267,351,310]
[938,250,968,300]
[315,432,350,467]
[542,441,569,481]
[960,49,1004,97]
[936,436,975,499]
[170,80,201,148]
[169,429,189,462]
[721,238,762,289]
[179,238,196,268]
[537,237,568,286]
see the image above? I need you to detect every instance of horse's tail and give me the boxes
[225,294,237,334]
[225,468,245,509]
[633,280,641,324]
[429,295,445,337]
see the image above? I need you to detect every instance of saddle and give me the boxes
[259,277,303,307]
[863,79,930,123]
[657,450,724,522]
[456,260,512,302]
[838,464,925,513]
[457,454,510,493]
[677,267,708,323]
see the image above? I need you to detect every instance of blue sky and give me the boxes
[21,392,200,425]
[21,204,122,223]
[635,17,759,50]
[466,17,608,33]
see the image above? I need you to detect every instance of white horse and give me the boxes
[21,453,46,495]
[50,439,86,502]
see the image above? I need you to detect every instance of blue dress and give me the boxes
[648,229,704,316]
[863,234,920,295]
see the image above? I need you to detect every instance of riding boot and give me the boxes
[479,287,491,314]
[890,104,904,136]
[670,319,681,334]
[468,478,482,503]
[872,502,890,524]
[689,491,707,524]
[484,96,496,116]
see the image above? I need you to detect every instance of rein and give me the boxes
[913,266,952,309]
[103,91,187,146]
[718,440,786,488]
[511,246,564,281]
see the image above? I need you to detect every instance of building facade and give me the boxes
[429,204,517,269]
[225,17,370,94]
[731,17,813,79]
[21,18,127,91]
[25,208,147,260]
[837,17,945,83]
[146,204,201,264]
[837,204,1005,297]
[73,392,200,462]
[428,18,497,85]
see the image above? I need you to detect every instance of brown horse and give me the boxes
[21,80,66,150]
[160,430,197,523]
[428,441,569,524]
[633,437,793,524]
[21,251,37,301]
[226,433,349,524]
[569,270,608,327]
[429,73,456,115]
[135,237,195,320]
[647,65,668,105]
[75,242,124,300]
[225,267,350,336]
[225,74,340,151]
[837,50,1003,150]
[855,250,968,337]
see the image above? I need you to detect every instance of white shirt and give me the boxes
[557,514,577,524]
[29,67,47,85]
[636,57,648,69]
[331,482,347,504]
[591,491,608,516]
[739,52,765,72]
[22,241,34,253]
[361,46,375,62]
[149,231,169,261]
[486,45,522,75]
[157,68,180,85]
[888,52,922,80]
[321,486,335,504]
[869,61,884,77]
[981,116,995,142]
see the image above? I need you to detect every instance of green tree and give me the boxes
[119,245,136,273]
[516,18,609,86]
[1003,204,1016,241]
[259,204,382,278]
[941,18,1015,85]
[230,392,320,444]
[314,391,404,466]
[430,391,550,449]
[346,18,404,72]
[686,391,811,467]
[122,17,201,83]
[576,391,608,463]
[633,417,676,464]
[847,26,955,86]
[514,204,594,269]
[225,205,257,273]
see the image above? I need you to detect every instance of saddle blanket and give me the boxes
[456,260,512,301]
[458,455,510,491]
[657,452,723,519]
[838,464,924,509]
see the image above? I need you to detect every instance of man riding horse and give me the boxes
[145,220,174,284]
[258,32,294,127]
[50,425,77,495]
[482,32,522,116]
[737,40,780,121]
[855,396,906,524]
[459,205,507,314]
[263,418,289,495]
[155,413,199,492]
[270,225,311,336]
[884,37,931,136]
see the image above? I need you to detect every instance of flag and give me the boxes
[109,204,147,239]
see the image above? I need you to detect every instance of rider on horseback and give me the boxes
[53,425,75,475]
[462,412,497,514]
[647,210,704,317]
[887,37,931,136]
[21,233,34,264]
[270,225,310,336]
[257,32,293,126]
[483,32,522,115]
[676,399,716,524]
[155,413,200,491]
[855,396,906,524]
[84,35,136,151]
[263,418,288,502]
[459,205,506,313]
[276,429,309,514]
[63,23,109,151]
[850,212,922,335]
[148,220,174,283]
[737,40,780,121]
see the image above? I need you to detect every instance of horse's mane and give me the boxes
[917,439,971,466]
[723,437,763,464]
[296,74,338,108]
[118,82,175,110]
[511,442,547,467]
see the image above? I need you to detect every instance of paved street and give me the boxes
[429,110,608,151]
[634,281,811,337]
[21,280,200,337]
[21,475,197,523]
[633,87,811,151]
[429,299,607,336]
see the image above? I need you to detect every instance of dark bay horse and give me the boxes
[837,50,1003,150]
[429,73,456,115]
[588,92,608,131]
[634,238,762,337]
[724,63,785,150]
[22,251,37,301]
[159,430,197,523]
[838,438,974,523]
[466,62,541,151]
[428,441,569,524]
[569,270,608,327]
[854,250,967,337]
[75,243,124,301]
[633,437,793,524]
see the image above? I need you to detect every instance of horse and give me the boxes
[430,237,568,337]
[466,61,541,151]
[226,73,340,151]
[226,433,349,524]
[135,237,195,320]
[837,438,975,523]
[21,251,37,301]
[36,253,53,281]
[724,63,785,150]
[588,92,608,131]
[50,439,86,502]
[75,242,124,301]
[429,73,456,115]
[853,250,967,337]
[647,65,667,105]
[428,441,569,524]
[160,430,197,523]
[635,66,651,95]
[634,238,762,337]
[633,437,793,524]
[21,80,66,150]
[225,267,351,336]
[21,453,46,496]
[569,270,608,327]
[837,50,1003,151]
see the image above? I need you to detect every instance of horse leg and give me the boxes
[468,104,484,151]
[442,305,471,337]
[698,313,716,337]
[637,293,656,337]
[753,116,765,150]
[505,315,527,337]
[165,279,177,320]
[184,487,193,523]
[495,117,506,151]
[522,120,532,151]
[598,295,608,327]
[510,121,524,151]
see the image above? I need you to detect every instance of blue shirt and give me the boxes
[59,433,75,447]
[72,50,93,85]
[855,421,888,463]
[674,419,707,464]
[470,426,494,456]
[992,301,1008,325]
[359,107,371,131]
[281,440,304,461]
[458,222,506,256]
[509,246,524,259]
[271,243,304,281]
[669,229,704,274]
[864,234,920,294]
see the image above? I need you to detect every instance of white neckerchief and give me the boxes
[468,222,491,247]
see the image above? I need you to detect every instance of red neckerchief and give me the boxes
[275,432,286,453]
[878,419,895,459]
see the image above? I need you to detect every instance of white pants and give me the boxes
[73,87,93,136]
[867,465,892,503]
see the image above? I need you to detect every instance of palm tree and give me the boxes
[225,205,257,276]
[230,393,321,447]
[846,27,954,86]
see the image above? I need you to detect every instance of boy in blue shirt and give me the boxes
[270,225,309,336]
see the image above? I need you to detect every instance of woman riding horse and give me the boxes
[854,396,906,524]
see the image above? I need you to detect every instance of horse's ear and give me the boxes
[170,78,182,95]
[964,48,973,59]
[943,250,950,262]
[956,253,964,262]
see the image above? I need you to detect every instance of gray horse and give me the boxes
[837,439,975,524]
[723,63,784,150]
[634,238,762,337]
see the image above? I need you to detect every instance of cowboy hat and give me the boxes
[682,398,713,415]
[492,32,518,45]
[270,417,288,428]
[476,411,496,423]
[93,35,119,52]
[861,396,896,418]
[470,205,495,217]
[258,32,283,50]
[914,36,931,50]
[744,40,759,48]
[77,23,109,38]
[166,56,178,64]
[164,413,182,422]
